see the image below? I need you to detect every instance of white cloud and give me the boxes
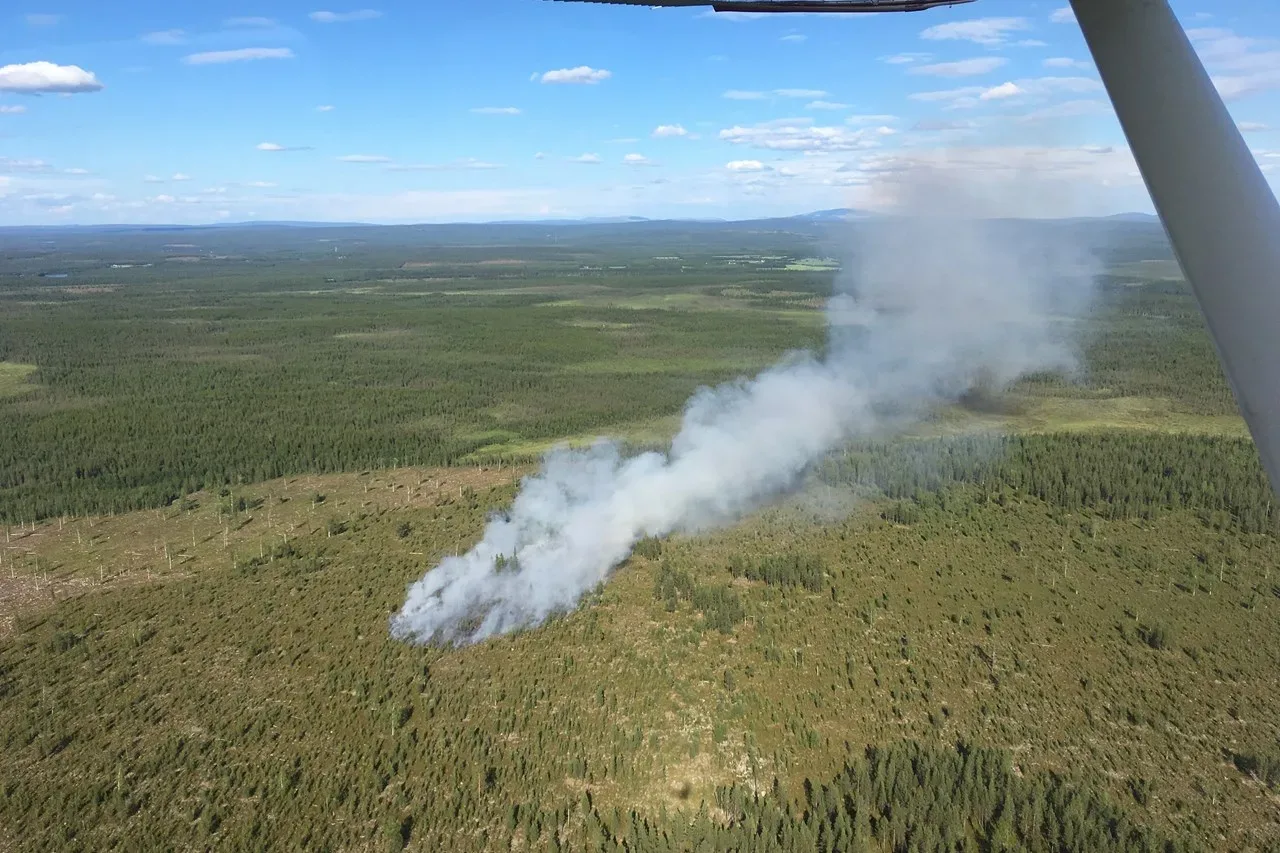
[652,124,689,138]
[143,175,164,183]
[781,34,805,43]
[910,118,978,132]
[623,153,656,166]
[0,158,53,173]
[847,114,899,125]
[0,105,27,114]
[720,122,893,153]
[225,16,276,27]
[256,142,310,152]
[1044,57,1091,70]
[62,167,90,175]
[1239,121,1270,133]
[568,153,601,164]
[534,152,546,160]
[1188,28,1280,100]
[724,88,827,100]
[882,53,931,65]
[384,159,501,171]
[0,61,104,94]
[539,66,610,85]
[773,88,826,99]
[1017,99,1110,122]
[726,160,768,172]
[338,154,391,163]
[981,81,1024,100]
[921,17,1031,46]
[243,181,277,188]
[910,57,1008,77]
[316,104,335,112]
[184,48,294,65]
[310,9,382,23]
[912,76,1102,109]
[141,29,186,45]
[1050,7,1076,24]
[25,13,63,26]
[471,106,522,115]
[171,172,191,181]
[807,101,850,111]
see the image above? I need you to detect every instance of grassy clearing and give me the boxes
[0,362,37,398]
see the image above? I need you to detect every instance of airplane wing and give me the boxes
[547,0,976,12]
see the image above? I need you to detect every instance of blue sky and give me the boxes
[1,0,1278,224]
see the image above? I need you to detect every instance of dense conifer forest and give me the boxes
[1,221,1277,851]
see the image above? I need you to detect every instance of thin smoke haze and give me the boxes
[391,172,1097,646]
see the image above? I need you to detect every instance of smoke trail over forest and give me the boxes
[391,175,1097,646]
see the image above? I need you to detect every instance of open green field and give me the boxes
[1,219,1278,852]
[0,362,37,399]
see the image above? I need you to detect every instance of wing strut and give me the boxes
[1071,0,1280,495]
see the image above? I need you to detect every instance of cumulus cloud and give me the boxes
[652,124,690,138]
[1239,121,1270,133]
[721,121,893,153]
[184,48,294,65]
[726,160,769,172]
[912,76,1102,109]
[568,153,602,164]
[981,82,1024,100]
[471,106,522,115]
[921,17,1031,46]
[538,66,610,85]
[910,57,1008,77]
[141,29,186,45]
[338,154,391,163]
[256,142,310,152]
[847,114,899,125]
[171,172,191,181]
[310,9,382,23]
[0,105,27,114]
[316,104,335,112]
[0,61,104,94]
[1050,7,1076,24]
[623,153,655,166]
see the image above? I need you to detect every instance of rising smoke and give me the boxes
[391,171,1097,647]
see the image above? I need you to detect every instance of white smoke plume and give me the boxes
[391,171,1096,646]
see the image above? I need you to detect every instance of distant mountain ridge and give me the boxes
[0,209,1162,232]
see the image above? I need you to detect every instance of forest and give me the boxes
[0,220,1277,852]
